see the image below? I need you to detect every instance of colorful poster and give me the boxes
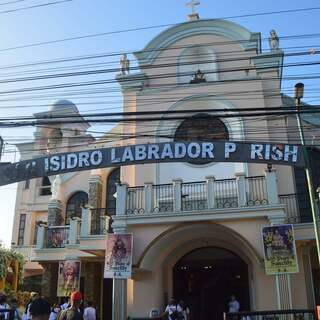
[262,224,299,275]
[57,261,80,297]
[104,234,133,279]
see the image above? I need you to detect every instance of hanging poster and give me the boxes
[57,260,81,297]
[262,224,299,275]
[104,234,133,279]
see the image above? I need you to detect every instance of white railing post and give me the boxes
[236,172,247,207]
[116,183,128,216]
[206,176,215,209]
[173,179,182,212]
[144,183,153,214]
[36,225,46,250]
[69,217,80,245]
[80,207,92,237]
[265,168,279,205]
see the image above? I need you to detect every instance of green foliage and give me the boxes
[0,248,24,285]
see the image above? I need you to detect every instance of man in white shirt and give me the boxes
[228,294,240,313]
[83,302,96,320]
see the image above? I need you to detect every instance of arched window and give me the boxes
[66,191,88,224]
[174,113,228,164]
[106,168,120,216]
[178,46,218,84]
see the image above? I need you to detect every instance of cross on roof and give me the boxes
[186,0,200,15]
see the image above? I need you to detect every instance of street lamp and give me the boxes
[294,83,320,266]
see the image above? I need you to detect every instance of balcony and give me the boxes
[125,175,269,215]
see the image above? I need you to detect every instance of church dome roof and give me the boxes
[49,99,79,113]
[134,19,261,66]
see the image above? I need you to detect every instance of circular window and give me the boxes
[174,113,229,164]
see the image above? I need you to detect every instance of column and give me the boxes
[116,183,128,216]
[301,246,316,308]
[173,179,182,212]
[235,172,247,207]
[144,183,153,214]
[68,217,80,245]
[265,168,279,205]
[88,175,103,208]
[80,207,92,237]
[269,219,293,309]
[112,223,128,320]
[48,200,63,226]
[276,274,293,309]
[40,262,58,303]
[206,176,215,209]
[36,225,46,249]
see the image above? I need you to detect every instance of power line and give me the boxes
[0,6,319,52]
[0,0,72,15]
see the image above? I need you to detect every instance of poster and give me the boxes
[104,234,133,279]
[57,261,80,297]
[262,224,299,275]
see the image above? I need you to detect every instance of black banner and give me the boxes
[0,141,305,186]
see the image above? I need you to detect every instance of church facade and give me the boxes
[11,15,320,320]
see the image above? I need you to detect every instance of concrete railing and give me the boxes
[116,170,279,216]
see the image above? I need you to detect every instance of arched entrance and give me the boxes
[173,247,250,320]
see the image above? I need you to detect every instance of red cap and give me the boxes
[70,291,82,301]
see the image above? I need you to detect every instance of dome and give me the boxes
[49,99,79,114]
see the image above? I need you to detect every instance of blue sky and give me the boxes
[0,0,320,247]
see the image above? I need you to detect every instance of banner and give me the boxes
[104,234,133,279]
[0,140,305,186]
[57,260,81,297]
[262,224,299,275]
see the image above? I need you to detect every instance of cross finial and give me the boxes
[186,0,200,15]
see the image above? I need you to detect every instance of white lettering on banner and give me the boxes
[161,143,174,159]
[135,145,147,161]
[284,145,298,162]
[122,147,134,162]
[271,145,283,161]
[78,152,90,167]
[224,142,236,158]
[174,143,187,158]
[147,144,160,160]
[111,148,120,163]
[202,142,214,158]
[251,144,264,160]
[42,142,302,175]
[90,150,103,165]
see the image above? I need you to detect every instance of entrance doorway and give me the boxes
[173,247,250,320]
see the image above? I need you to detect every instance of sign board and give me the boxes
[57,260,81,297]
[262,224,299,275]
[0,140,305,186]
[104,234,133,279]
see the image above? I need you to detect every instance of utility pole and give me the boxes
[295,83,320,266]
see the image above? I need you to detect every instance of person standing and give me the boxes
[164,298,180,320]
[228,294,240,313]
[10,299,22,320]
[0,295,10,320]
[83,302,96,320]
[57,292,82,320]
[177,300,190,320]
[29,298,51,320]
[49,305,60,320]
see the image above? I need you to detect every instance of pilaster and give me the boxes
[48,199,63,226]
[144,183,153,214]
[80,207,92,237]
[116,183,128,216]
[275,274,293,309]
[173,179,182,212]
[206,176,215,209]
[235,172,247,206]
[88,175,103,208]
[301,246,316,308]
[265,168,279,205]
